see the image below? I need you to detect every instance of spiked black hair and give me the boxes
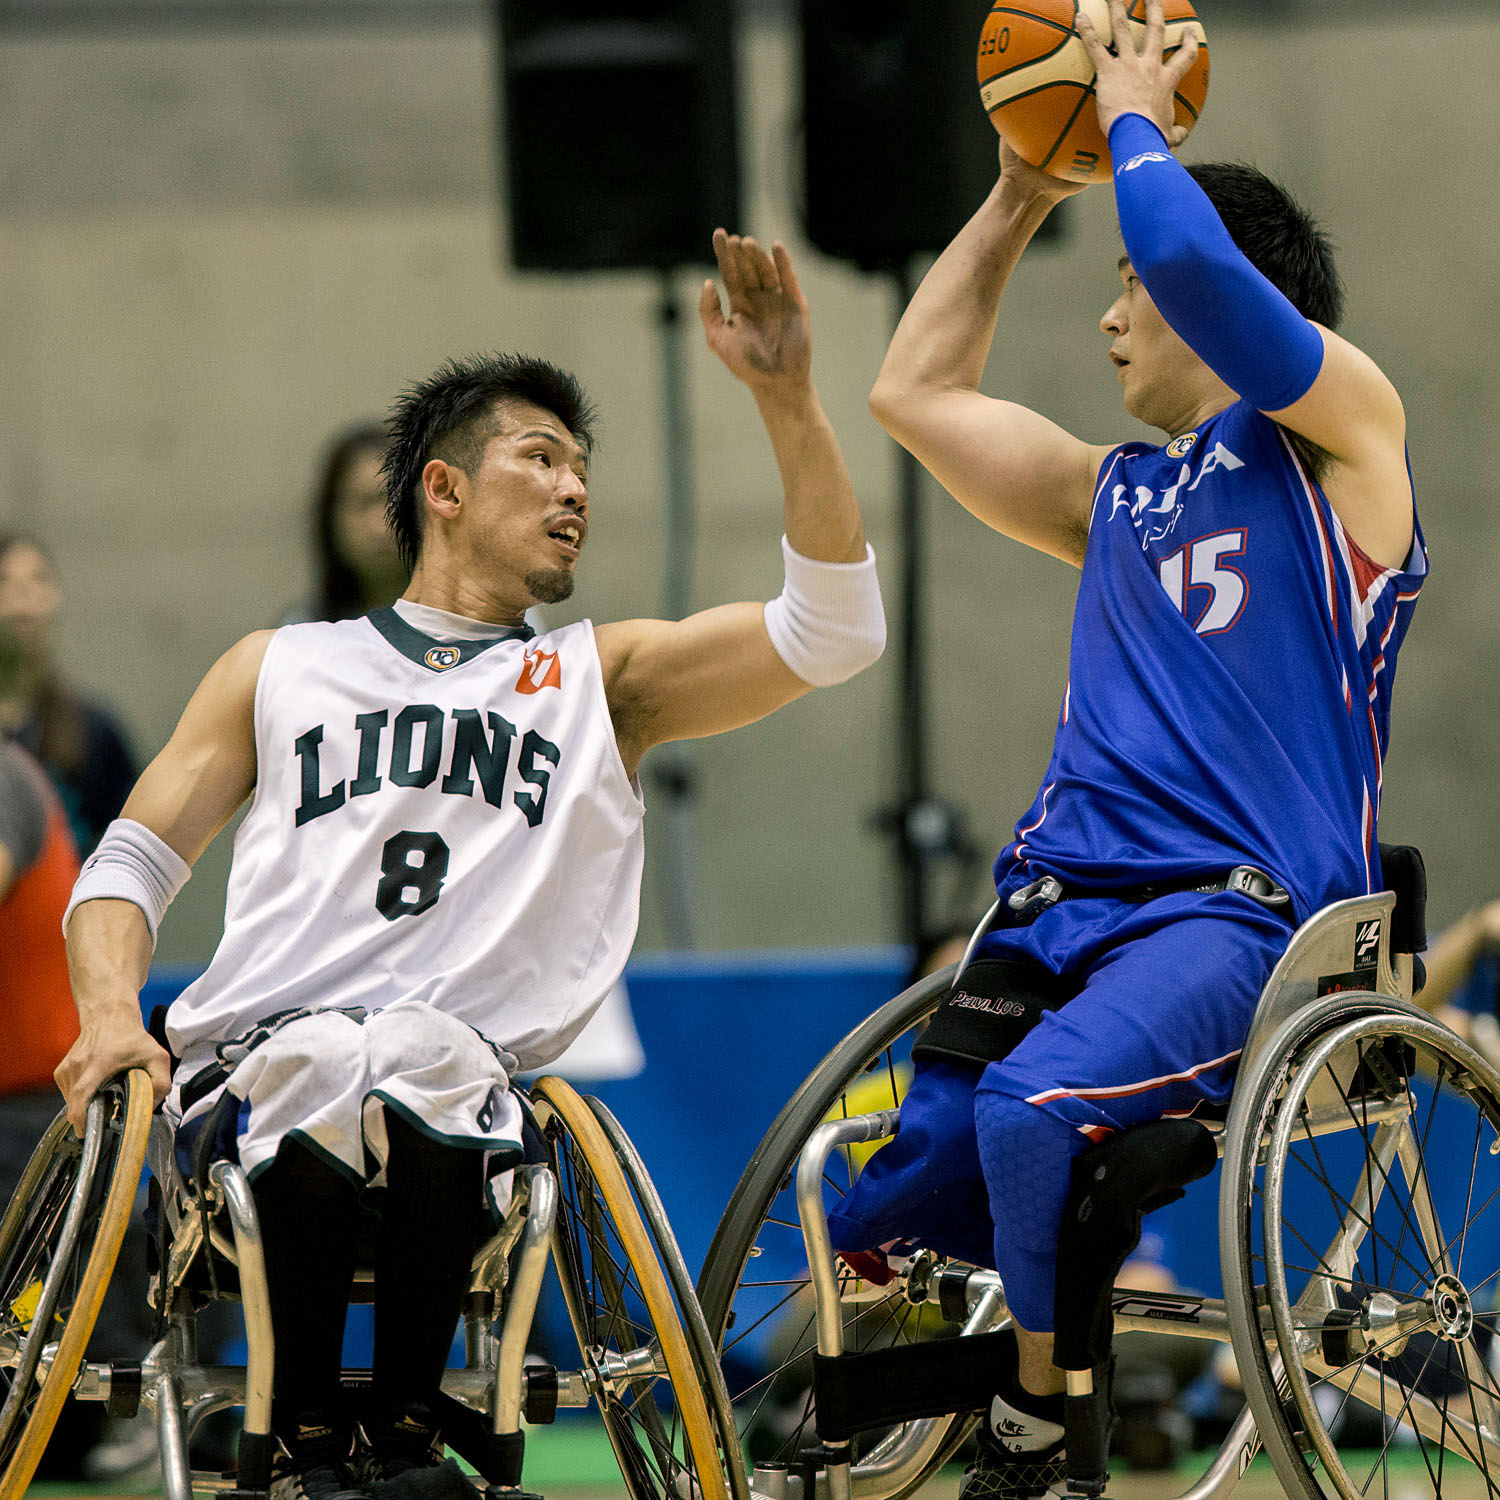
[1186,162,1345,329]
[383,353,597,572]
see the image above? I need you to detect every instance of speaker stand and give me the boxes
[649,270,700,949]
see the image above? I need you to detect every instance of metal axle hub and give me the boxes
[1429,1274,1474,1342]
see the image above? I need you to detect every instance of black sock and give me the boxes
[998,1372,1066,1427]
[252,1138,361,1443]
[371,1113,485,1426]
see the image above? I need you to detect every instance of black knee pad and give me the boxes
[1052,1118,1217,1373]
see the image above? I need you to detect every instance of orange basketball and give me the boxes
[977,1,1209,184]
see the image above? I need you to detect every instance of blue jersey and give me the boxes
[1001,401,1427,921]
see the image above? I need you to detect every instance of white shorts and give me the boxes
[166,999,525,1202]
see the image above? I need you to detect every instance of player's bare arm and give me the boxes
[1082,0,1413,569]
[867,145,1111,568]
[55,629,269,1130]
[598,231,883,778]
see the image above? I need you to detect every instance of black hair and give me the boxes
[383,353,598,573]
[311,421,391,620]
[1186,162,1345,329]
[1186,163,1344,480]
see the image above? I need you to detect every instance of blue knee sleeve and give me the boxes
[1110,112,1325,413]
[975,1084,1089,1333]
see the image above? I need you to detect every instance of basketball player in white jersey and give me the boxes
[54,231,885,1500]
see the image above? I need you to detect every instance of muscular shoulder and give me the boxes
[592,619,663,751]
[175,630,276,735]
[213,631,277,702]
[592,619,646,680]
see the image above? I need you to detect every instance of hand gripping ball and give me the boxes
[977,1,1209,184]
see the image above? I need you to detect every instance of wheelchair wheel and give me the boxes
[695,967,973,1500]
[1223,992,1500,1499]
[530,1075,740,1500]
[585,1095,749,1500]
[0,1071,153,1500]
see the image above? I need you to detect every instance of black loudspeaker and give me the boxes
[802,0,1057,270]
[496,1,741,272]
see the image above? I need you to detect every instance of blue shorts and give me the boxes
[828,885,1292,1329]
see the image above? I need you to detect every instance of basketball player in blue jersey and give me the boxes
[51,232,885,1500]
[829,4,1425,1496]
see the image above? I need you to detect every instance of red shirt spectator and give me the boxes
[0,738,81,1094]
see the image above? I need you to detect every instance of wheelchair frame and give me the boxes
[0,1073,746,1500]
[699,883,1500,1500]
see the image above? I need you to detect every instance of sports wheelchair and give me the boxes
[697,849,1500,1500]
[0,1071,747,1500]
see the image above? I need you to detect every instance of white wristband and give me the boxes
[763,535,886,687]
[63,817,192,949]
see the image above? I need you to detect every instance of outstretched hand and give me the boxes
[699,230,812,395]
[1077,0,1200,147]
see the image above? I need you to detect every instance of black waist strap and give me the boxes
[1007,864,1290,922]
[1117,865,1291,907]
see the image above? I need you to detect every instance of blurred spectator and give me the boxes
[1418,899,1500,1062]
[0,533,138,856]
[281,421,407,624]
[0,686,80,1110]
[0,626,100,1479]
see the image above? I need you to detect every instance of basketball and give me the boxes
[977,1,1209,185]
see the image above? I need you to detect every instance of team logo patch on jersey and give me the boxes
[424,645,461,672]
[1166,432,1199,459]
[516,648,562,694]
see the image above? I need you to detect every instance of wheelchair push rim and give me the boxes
[0,1070,153,1500]
[530,1074,737,1500]
[1227,998,1500,1499]
[695,967,976,1499]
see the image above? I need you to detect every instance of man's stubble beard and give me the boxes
[525,567,576,606]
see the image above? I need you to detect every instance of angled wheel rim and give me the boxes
[0,1070,152,1500]
[532,1074,730,1500]
[1250,1012,1500,1498]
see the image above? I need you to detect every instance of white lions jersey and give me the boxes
[167,608,645,1071]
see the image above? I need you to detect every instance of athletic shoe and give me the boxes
[367,1457,483,1500]
[362,1403,481,1500]
[957,1427,1066,1500]
[957,1389,1067,1500]
[270,1411,372,1500]
[269,1454,373,1500]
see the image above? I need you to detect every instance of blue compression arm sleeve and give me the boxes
[1109,113,1325,413]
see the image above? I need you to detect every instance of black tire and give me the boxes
[531,1074,737,1500]
[0,1071,153,1500]
[695,967,974,1493]
[1222,993,1500,1499]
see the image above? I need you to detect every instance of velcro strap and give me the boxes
[811,1331,1017,1441]
[911,959,1081,1068]
[106,1362,142,1419]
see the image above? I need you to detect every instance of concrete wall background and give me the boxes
[1,12,1495,964]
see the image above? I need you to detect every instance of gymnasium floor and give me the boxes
[20,1427,1487,1500]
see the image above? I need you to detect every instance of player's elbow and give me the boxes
[834,610,888,685]
[869,375,915,441]
[794,613,887,689]
[763,581,887,689]
[870,383,941,471]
